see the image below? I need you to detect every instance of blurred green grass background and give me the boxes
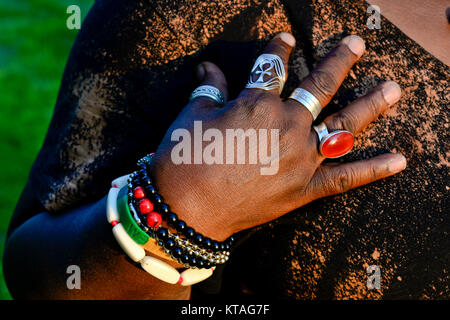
[0,0,93,299]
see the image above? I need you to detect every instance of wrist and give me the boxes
[150,154,234,242]
[107,178,221,285]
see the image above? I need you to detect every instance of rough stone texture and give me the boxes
[27,0,448,299]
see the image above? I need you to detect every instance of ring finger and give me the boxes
[239,32,296,97]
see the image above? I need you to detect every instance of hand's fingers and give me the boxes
[190,61,229,108]
[240,32,295,97]
[286,35,365,121]
[305,153,407,200]
[324,81,402,135]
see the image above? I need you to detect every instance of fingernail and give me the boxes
[387,154,407,173]
[382,81,402,105]
[341,35,365,57]
[196,64,206,81]
[276,32,296,47]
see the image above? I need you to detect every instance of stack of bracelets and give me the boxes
[106,153,235,285]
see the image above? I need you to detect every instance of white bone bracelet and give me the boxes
[107,174,215,285]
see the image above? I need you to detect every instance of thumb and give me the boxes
[192,61,229,108]
[306,153,407,201]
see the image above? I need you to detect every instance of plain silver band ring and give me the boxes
[189,85,226,106]
[289,88,322,120]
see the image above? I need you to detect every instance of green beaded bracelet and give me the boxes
[117,187,149,245]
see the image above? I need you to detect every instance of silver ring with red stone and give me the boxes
[313,122,354,158]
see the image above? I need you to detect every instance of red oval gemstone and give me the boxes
[321,131,354,158]
[133,186,145,199]
[146,212,162,229]
[139,198,154,214]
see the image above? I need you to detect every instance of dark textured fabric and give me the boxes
[27,0,448,299]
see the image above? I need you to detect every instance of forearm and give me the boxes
[3,194,190,300]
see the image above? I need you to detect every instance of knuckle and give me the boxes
[369,163,382,180]
[256,96,283,121]
[189,97,216,109]
[266,39,290,65]
[280,120,301,144]
[331,45,354,67]
[309,69,339,101]
[366,91,382,118]
[233,92,281,122]
[233,92,260,109]
[333,168,355,193]
[277,45,290,66]
[327,111,356,132]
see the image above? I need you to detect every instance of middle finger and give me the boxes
[286,35,366,122]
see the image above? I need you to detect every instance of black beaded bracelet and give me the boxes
[128,193,229,269]
[125,154,234,268]
[132,153,235,251]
